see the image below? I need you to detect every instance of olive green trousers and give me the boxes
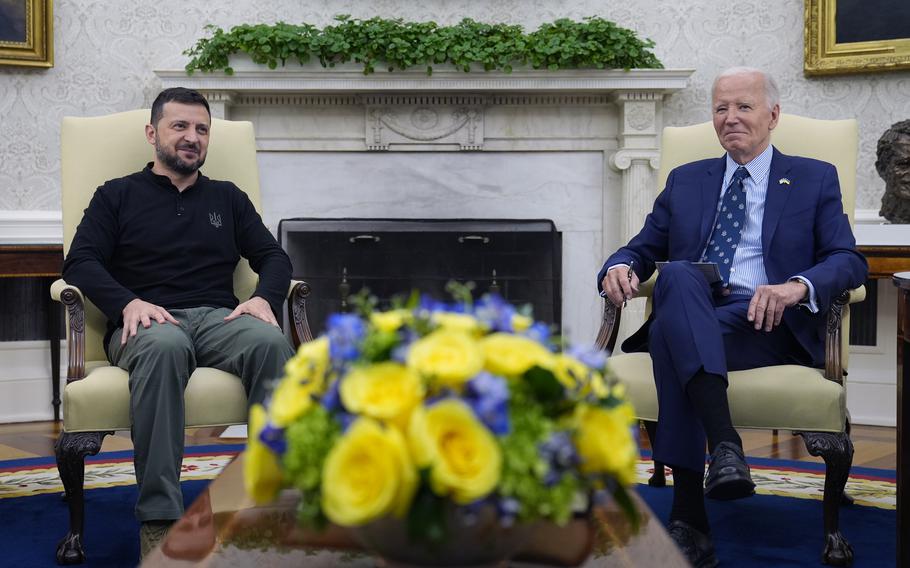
[108,307,294,521]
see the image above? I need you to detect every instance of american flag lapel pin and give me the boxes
[778,177,791,186]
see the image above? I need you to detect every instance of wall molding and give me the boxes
[0,341,65,424]
[0,210,62,244]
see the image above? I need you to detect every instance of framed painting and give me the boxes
[0,0,53,68]
[805,0,910,75]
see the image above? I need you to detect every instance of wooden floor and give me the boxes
[0,420,897,471]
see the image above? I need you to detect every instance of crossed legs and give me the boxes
[648,262,806,550]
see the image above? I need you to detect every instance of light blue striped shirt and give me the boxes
[718,144,817,310]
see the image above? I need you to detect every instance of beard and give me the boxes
[155,136,206,176]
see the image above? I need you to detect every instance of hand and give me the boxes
[121,298,180,344]
[747,281,808,332]
[601,265,640,308]
[224,296,279,327]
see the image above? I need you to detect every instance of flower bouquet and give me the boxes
[244,289,639,566]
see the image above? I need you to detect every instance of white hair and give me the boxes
[712,67,780,110]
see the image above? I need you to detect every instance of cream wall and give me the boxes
[1,0,908,214]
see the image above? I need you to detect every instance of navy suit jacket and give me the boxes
[597,148,868,366]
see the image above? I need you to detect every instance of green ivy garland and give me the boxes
[183,15,662,76]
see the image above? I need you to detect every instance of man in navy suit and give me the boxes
[598,67,867,567]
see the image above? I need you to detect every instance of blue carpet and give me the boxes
[0,447,897,567]
[638,485,896,568]
[0,479,208,567]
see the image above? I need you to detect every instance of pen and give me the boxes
[624,260,634,308]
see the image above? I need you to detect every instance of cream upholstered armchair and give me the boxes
[52,109,313,565]
[596,114,865,567]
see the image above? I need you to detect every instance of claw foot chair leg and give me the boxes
[797,430,855,566]
[54,431,111,565]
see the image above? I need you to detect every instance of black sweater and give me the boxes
[63,165,292,335]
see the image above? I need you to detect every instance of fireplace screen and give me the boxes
[279,218,562,336]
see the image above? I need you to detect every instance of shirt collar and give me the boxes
[142,162,208,191]
[724,144,773,187]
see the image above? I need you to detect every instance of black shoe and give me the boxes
[704,441,755,500]
[667,520,719,568]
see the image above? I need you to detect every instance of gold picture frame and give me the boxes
[805,0,910,75]
[0,0,53,68]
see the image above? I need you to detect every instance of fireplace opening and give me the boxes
[279,218,562,336]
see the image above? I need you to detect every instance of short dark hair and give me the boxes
[876,119,910,178]
[150,87,211,127]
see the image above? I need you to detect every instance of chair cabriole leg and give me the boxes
[54,431,110,565]
[797,430,855,567]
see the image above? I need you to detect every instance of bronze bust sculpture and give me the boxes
[876,119,910,224]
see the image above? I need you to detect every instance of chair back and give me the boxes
[655,114,859,367]
[61,109,261,362]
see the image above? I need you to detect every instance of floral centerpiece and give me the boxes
[244,288,639,565]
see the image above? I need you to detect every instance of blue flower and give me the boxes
[258,422,287,456]
[464,372,510,435]
[390,328,418,364]
[320,375,343,413]
[567,345,607,371]
[473,293,515,332]
[523,322,551,347]
[326,314,365,363]
[496,497,521,528]
[417,294,447,314]
[539,431,580,486]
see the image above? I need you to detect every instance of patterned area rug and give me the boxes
[0,444,242,500]
[0,447,896,567]
[2,449,895,509]
[635,455,896,510]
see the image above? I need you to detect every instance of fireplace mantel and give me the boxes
[157,65,691,233]
[158,65,691,95]
[155,65,693,342]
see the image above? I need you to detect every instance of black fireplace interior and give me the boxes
[279,218,562,336]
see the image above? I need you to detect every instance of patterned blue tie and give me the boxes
[702,166,750,286]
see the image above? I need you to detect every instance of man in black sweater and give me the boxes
[62,87,295,557]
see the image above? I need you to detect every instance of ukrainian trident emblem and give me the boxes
[209,212,222,228]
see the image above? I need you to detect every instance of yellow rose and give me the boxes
[243,404,284,504]
[574,403,638,485]
[322,418,417,526]
[549,354,602,395]
[431,312,482,334]
[406,329,484,388]
[340,362,424,430]
[270,337,330,427]
[481,332,555,377]
[510,313,533,332]
[408,400,501,504]
[370,309,411,333]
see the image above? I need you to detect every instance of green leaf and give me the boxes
[183,16,662,75]
[610,483,641,533]
[407,475,447,545]
[524,365,564,403]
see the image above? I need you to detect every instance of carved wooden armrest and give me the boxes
[823,285,865,385]
[287,279,313,347]
[50,279,87,382]
[595,275,657,352]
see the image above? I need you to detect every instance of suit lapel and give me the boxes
[697,156,726,259]
[762,148,793,259]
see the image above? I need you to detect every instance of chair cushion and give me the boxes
[607,353,846,432]
[62,362,248,433]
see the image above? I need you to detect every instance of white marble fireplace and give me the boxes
[158,64,692,343]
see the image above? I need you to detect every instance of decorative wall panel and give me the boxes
[0,0,907,213]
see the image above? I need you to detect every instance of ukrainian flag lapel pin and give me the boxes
[778,177,791,186]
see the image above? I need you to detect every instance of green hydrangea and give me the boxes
[282,406,341,527]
